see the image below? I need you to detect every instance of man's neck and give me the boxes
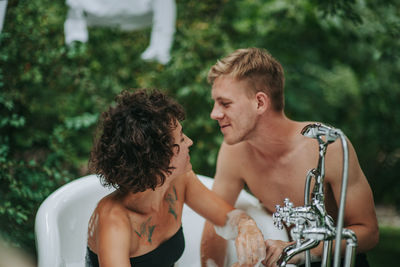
[245,112,301,160]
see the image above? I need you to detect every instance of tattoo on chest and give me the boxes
[165,186,178,220]
[134,217,156,243]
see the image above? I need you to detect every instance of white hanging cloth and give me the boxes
[0,0,7,32]
[64,0,176,64]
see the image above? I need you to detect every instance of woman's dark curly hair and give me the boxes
[89,89,185,193]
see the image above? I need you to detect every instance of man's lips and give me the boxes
[220,124,231,129]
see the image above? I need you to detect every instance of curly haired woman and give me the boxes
[85,89,266,267]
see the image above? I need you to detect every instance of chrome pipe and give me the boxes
[343,243,357,267]
[321,240,332,267]
[277,239,320,267]
[304,169,317,267]
[304,169,317,205]
[333,132,349,267]
[305,250,311,267]
[343,229,358,267]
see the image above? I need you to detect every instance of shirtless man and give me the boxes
[200,48,379,267]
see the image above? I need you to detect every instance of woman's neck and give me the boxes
[121,181,172,215]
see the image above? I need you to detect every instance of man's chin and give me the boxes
[223,136,239,146]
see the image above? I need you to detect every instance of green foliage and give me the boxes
[367,227,400,266]
[1,0,399,257]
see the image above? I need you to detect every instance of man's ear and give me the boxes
[255,92,269,114]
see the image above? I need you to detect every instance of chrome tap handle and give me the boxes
[301,123,340,144]
[274,198,297,228]
[273,205,284,230]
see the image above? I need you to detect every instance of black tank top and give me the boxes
[85,226,185,267]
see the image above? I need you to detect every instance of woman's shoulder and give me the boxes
[95,193,132,228]
[88,193,140,255]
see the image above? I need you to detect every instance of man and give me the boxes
[200,48,379,267]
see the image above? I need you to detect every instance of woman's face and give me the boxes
[169,121,193,178]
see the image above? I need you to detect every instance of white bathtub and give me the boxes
[35,174,292,267]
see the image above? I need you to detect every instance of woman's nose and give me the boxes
[187,137,193,147]
[184,134,193,147]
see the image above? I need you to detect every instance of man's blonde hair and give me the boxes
[208,47,285,111]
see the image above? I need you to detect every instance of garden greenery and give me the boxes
[1,0,399,256]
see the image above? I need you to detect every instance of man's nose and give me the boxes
[210,104,223,120]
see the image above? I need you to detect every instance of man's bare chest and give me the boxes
[241,157,317,214]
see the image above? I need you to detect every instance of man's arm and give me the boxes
[200,143,246,267]
[325,138,379,253]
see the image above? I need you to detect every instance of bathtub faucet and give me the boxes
[272,123,358,267]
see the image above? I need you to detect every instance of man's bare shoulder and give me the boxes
[217,141,255,169]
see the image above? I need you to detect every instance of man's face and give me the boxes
[210,75,258,145]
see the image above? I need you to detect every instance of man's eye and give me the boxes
[222,102,230,107]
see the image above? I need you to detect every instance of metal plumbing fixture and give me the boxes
[272,123,357,267]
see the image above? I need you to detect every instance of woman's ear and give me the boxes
[255,92,269,114]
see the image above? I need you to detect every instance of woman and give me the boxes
[85,89,266,267]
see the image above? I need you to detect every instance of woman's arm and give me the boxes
[184,170,234,225]
[200,143,246,267]
[183,170,266,266]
